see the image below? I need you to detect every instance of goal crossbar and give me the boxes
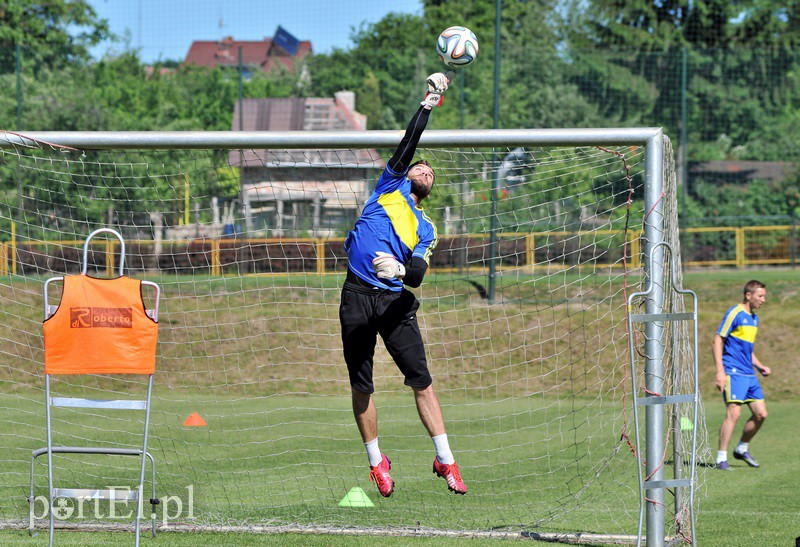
[2,128,663,149]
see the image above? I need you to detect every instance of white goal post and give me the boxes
[0,128,706,545]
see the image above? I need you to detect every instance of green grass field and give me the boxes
[1,268,799,545]
[2,398,799,547]
[1,393,642,535]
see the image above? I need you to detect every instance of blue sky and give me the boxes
[87,0,423,63]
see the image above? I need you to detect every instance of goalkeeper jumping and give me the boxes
[339,72,466,497]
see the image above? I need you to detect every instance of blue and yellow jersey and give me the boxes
[716,304,759,375]
[344,165,438,291]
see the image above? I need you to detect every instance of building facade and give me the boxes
[229,92,383,236]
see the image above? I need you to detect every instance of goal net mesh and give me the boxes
[0,134,707,539]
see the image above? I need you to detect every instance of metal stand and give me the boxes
[627,242,699,547]
[34,228,161,546]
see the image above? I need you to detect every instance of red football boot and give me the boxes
[433,458,467,495]
[369,453,395,497]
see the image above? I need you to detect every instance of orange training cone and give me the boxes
[183,412,207,427]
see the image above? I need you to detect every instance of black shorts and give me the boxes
[339,282,432,394]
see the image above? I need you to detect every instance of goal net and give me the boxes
[0,130,707,541]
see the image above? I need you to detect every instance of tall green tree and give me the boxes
[568,0,800,48]
[564,0,800,158]
[566,0,731,49]
[0,0,110,73]
[308,13,431,128]
[308,1,606,130]
[357,71,383,130]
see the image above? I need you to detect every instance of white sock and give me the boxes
[735,442,748,454]
[716,450,727,463]
[365,438,382,467]
[432,434,455,465]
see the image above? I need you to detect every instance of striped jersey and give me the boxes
[344,165,438,291]
[716,304,759,375]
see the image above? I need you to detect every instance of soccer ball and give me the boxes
[436,26,479,68]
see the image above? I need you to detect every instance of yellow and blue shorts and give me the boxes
[723,374,764,404]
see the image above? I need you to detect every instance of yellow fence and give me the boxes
[681,225,798,268]
[1,225,796,276]
[2,230,637,276]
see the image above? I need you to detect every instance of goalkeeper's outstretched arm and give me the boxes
[387,106,432,174]
[387,72,451,174]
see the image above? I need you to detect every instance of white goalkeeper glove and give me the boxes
[372,252,406,280]
[427,72,450,94]
[421,72,451,109]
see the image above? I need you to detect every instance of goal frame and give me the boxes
[2,127,680,546]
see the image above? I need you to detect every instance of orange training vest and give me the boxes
[43,275,158,375]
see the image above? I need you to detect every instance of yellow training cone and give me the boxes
[338,487,374,507]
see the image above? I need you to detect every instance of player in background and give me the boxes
[713,280,770,470]
[339,72,466,497]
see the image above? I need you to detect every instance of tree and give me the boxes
[563,0,800,159]
[308,13,433,128]
[357,71,383,130]
[0,0,111,73]
[568,0,800,49]
[306,1,604,130]
[726,0,800,47]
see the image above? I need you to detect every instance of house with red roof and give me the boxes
[184,26,312,78]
